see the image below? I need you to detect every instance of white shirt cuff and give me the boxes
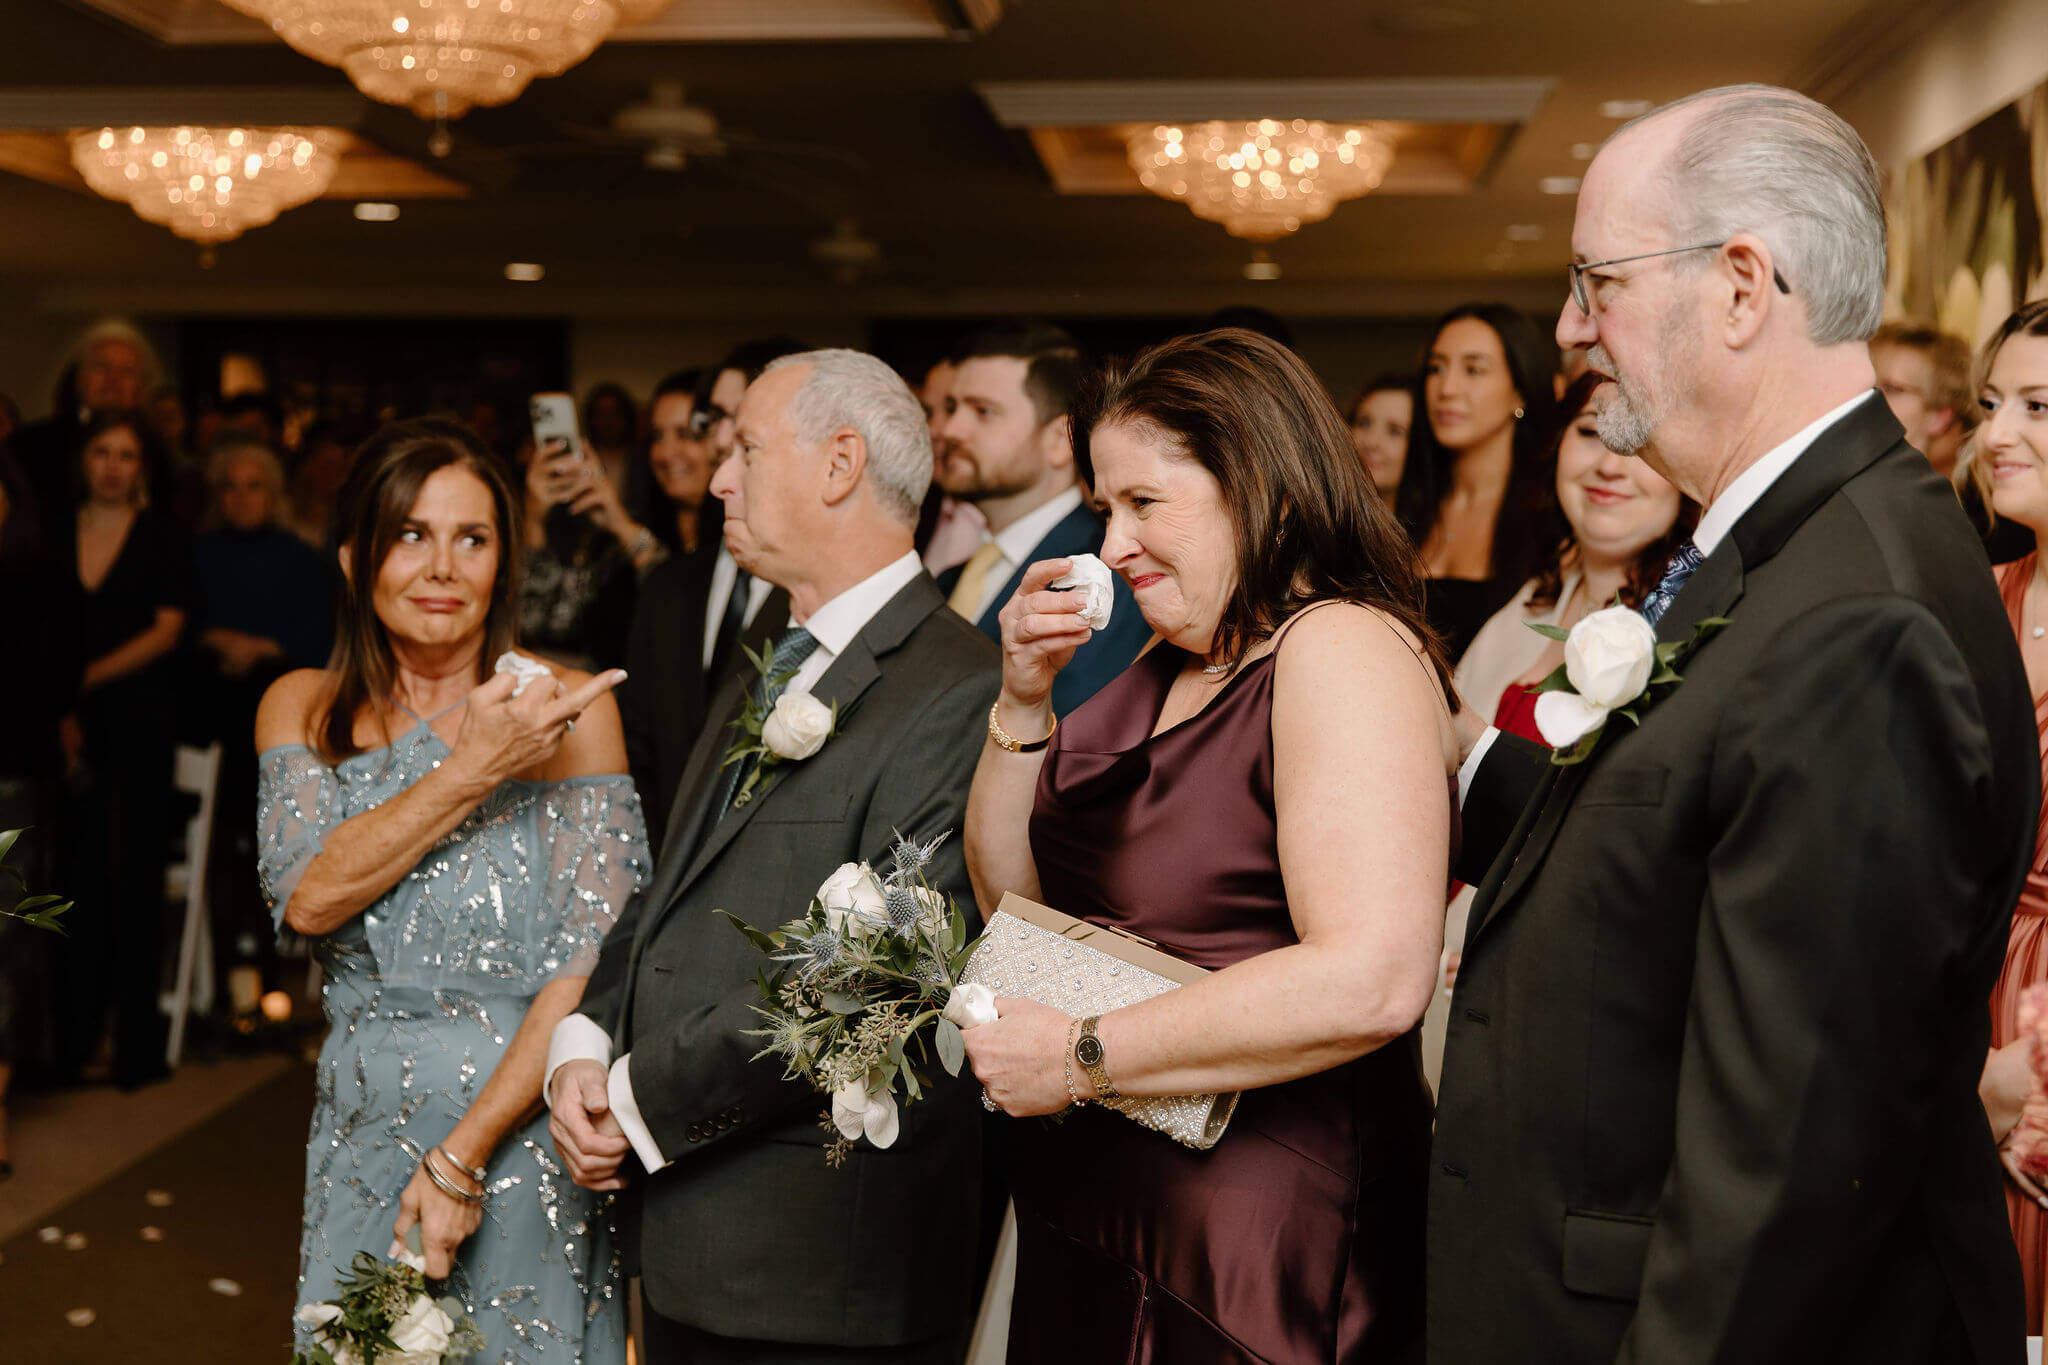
[608,1054,669,1173]
[544,1012,613,1111]
[1457,726,1501,810]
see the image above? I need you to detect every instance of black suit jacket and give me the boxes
[934,500,1150,716]
[1431,394,2036,1364]
[617,546,789,852]
[578,572,1001,1346]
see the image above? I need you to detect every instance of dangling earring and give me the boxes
[1514,405,1526,420]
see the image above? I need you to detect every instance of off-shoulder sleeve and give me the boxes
[537,776,651,979]
[257,745,340,929]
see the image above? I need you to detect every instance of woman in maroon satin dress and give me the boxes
[961,329,1462,1363]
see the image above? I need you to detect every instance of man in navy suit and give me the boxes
[933,322,1148,714]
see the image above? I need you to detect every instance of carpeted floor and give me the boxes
[0,1064,313,1363]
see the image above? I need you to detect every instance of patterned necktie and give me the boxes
[947,541,1006,621]
[718,624,820,814]
[1639,540,1705,629]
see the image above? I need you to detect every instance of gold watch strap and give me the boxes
[1078,1015,1119,1100]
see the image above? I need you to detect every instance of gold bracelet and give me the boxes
[1062,1017,1089,1108]
[988,700,1057,754]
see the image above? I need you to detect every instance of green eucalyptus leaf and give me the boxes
[936,1017,966,1076]
[820,990,863,1015]
[1526,623,1571,642]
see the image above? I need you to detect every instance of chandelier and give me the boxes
[70,126,340,243]
[219,0,672,118]
[1128,119,1394,241]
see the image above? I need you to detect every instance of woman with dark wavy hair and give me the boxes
[962,328,1456,1363]
[255,418,644,1363]
[1394,302,1561,661]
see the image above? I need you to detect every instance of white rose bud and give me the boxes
[1562,606,1658,709]
[761,692,833,760]
[295,1303,344,1329]
[817,861,886,936]
[1049,553,1115,631]
[388,1294,455,1357]
[830,1078,901,1149]
[1533,689,1611,749]
[944,982,999,1029]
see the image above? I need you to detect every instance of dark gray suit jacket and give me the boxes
[1431,394,2035,1363]
[578,570,1001,1346]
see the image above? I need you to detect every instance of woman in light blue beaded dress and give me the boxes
[256,418,646,1363]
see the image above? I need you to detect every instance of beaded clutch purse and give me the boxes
[959,892,1238,1150]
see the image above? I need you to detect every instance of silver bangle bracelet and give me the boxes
[434,1143,488,1184]
[423,1150,485,1205]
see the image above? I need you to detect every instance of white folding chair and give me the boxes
[163,742,223,1069]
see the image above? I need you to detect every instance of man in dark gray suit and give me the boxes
[1431,86,2036,1363]
[546,348,1001,1362]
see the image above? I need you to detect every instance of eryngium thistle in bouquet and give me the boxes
[721,831,997,1165]
[290,1226,485,1364]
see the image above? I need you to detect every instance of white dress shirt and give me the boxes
[1456,389,1881,805]
[547,549,929,1173]
[964,485,1085,621]
[700,543,777,672]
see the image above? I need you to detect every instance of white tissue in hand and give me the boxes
[1049,553,1114,631]
[492,650,553,698]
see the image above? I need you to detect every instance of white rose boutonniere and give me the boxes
[1528,604,1728,764]
[722,642,840,808]
[762,692,833,760]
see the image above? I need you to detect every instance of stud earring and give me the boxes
[1514,406,1525,420]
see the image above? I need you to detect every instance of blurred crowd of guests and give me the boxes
[0,302,2010,1192]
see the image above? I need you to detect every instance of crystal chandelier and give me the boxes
[70,126,340,243]
[1128,119,1394,241]
[219,0,671,118]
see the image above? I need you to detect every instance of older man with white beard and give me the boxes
[1431,85,2037,1363]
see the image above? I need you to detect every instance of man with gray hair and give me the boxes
[1435,85,2035,1361]
[15,319,161,530]
[545,348,1000,1362]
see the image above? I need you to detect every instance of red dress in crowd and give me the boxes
[1992,553,2048,1329]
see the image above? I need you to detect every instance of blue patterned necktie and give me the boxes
[718,624,820,814]
[1639,540,1705,629]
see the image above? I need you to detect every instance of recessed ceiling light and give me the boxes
[1505,224,1543,241]
[1599,100,1653,119]
[1540,176,1581,195]
[353,202,400,222]
[1243,256,1282,282]
[1570,142,1596,160]
[504,262,545,282]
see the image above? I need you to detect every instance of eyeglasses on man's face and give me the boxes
[1567,241,1792,317]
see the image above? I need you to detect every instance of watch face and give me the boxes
[1075,1035,1104,1067]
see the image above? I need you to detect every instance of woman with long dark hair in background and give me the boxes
[51,411,193,1090]
[1393,302,1560,661]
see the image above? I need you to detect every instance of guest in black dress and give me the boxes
[192,435,334,983]
[0,449,84,1172]
[53,411,195,1088]
[963,329,1459,1363]
[1392,304,1560,661]
[515,437,637,673]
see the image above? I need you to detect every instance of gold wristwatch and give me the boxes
[988,700,1057,753]
[1074,1016,1119,1101]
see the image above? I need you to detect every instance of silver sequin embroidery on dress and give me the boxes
[259,719,648,1362]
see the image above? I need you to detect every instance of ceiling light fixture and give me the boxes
[1128,118,1393,242]
[1242,249,1281,281]
[1598,100,1654,120]
[504,262,545,282]
[1539,176,1582,196]
[218,0,673,119]
[1504,223,1543,241]
[1570,142,1596,160]
[70,125,339,243]
[353,201,400,222]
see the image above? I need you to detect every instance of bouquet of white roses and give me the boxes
[721,832,995,1165]
[290,1227,485,1365]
